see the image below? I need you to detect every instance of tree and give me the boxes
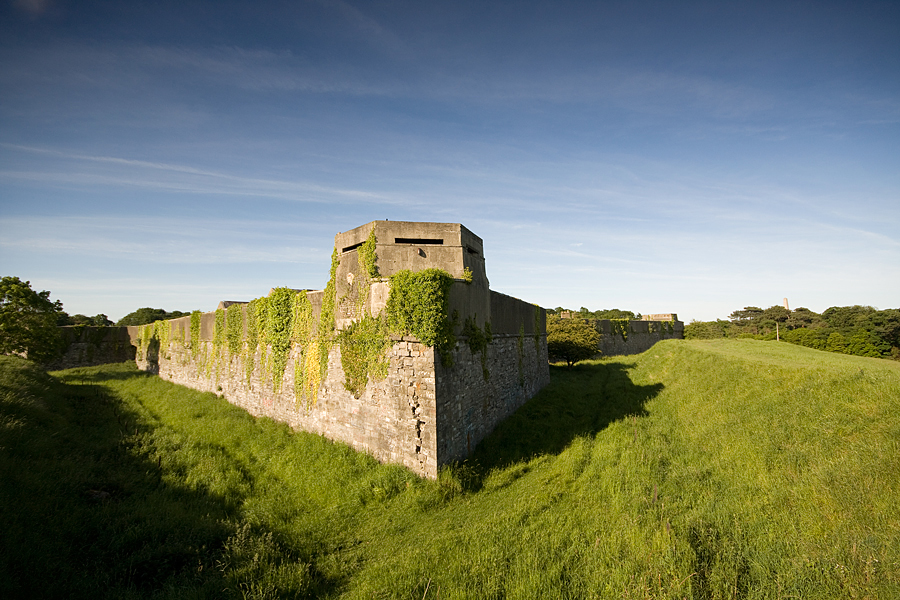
[546,315,601,368]
[60,313,114,326]
[0,276,66,363]
[786,307,823,329]
[117,308,188,326]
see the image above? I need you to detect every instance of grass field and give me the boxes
[1,339,898,598]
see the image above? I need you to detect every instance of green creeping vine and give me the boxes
[226,304,243,356]
[358,227,379,279]
[213,309,225,380]
[266,288,295,393]
[244,298,260,384]
[154,319,170,360]
[386,268,457,366]
[292,292,314,405]
[255,297,270,383]
[610,318,631,342]
[533,304,541,354]
[190,311,201,358]
[316,249,340,391]
[338,314,390,397]
[139,323,153,360]
[462,316,492,380]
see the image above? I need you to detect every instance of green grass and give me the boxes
[1,339,898,599]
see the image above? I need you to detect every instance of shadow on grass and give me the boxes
[1,359,327,599]
[467,360,663,484]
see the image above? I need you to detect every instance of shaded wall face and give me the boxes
[592,319,684,357]
[435,330,549,464]
[47,326,136,370]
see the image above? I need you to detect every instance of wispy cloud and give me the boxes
[0,215,331,265]
[0,144,401,204]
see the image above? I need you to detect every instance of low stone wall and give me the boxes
[595,319,683,356]
[46,326,136,370]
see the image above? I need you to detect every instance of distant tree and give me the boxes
[684,320,728,339]
[117,308,188,326]
[91,314,114,326]
[546,316,601,368]
[822,305,876,330]
[787,307,823,329]
[0,276,66,363]
[729,307,763,326]
[61,313,114,326]
[762,305,790,324]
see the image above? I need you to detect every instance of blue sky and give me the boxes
[1,0,898,322]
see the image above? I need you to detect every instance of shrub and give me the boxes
[546,315,600,367]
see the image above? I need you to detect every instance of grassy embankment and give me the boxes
[1,339,898,598]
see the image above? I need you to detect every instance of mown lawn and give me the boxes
[1,339,898,598]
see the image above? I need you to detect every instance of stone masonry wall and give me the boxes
[134,322,440,478]
[436,332,549,464]
[47,326,136,370]
[595,319,684,357]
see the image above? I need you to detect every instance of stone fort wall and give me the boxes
[126,287,547,479]
[594,318,684,356]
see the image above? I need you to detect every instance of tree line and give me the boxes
[686,305,900,360]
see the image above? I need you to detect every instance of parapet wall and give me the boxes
[594,319,683,356]
[47,326,136,370]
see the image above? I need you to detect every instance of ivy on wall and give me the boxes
[386,268,456,365]
[244,298,260,384]
[338,314,390,397]
[359,227,379,280]
[462,315,492,380]
[226,304,243,356]
[213,308,225,380]
[154,319,170,360]
[254,297,270,384]
[190,311,201,358]
[266,288,295,393]
[610,318,631,342]
[533,304,541,354]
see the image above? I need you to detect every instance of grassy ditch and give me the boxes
[1,339,898,598]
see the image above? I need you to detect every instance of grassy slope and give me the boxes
[1,339,898,599]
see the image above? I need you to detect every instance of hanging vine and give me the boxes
[226,304,244,356]
[462,315,492,380]
[338,314,390,397]
[266,288,295,393]
[190,310,201,358]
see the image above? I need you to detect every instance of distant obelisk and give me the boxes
[783,298,789,310]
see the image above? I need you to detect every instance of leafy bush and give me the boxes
[546,315,601,367]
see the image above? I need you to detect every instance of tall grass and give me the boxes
[1,338,898,598]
